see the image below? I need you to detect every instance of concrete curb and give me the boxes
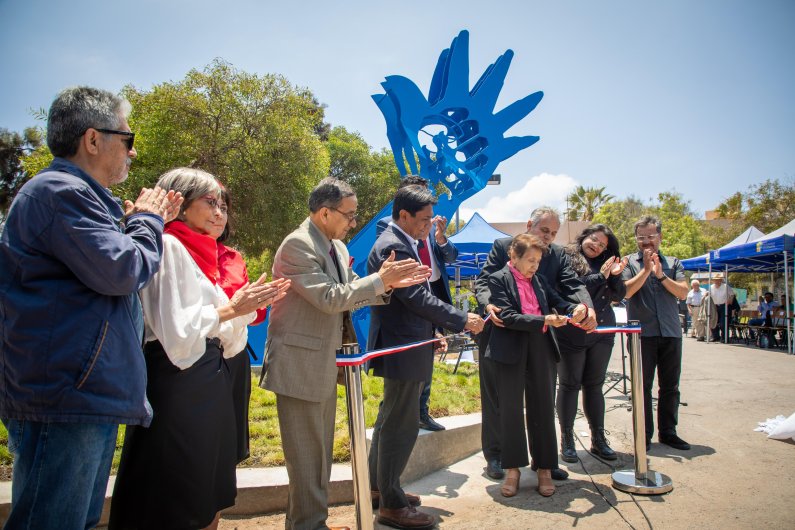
[0,412,482,525]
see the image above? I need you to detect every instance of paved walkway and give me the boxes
[218,337,795,529]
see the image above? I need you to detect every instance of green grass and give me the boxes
[0,362,481,475]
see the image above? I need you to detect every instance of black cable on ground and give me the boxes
[570,430,641,530]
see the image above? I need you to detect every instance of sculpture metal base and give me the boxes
[612,470,673,495]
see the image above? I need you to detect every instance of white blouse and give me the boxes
[141,234,256,370]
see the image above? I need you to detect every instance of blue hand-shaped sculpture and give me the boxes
[347,29,544,349]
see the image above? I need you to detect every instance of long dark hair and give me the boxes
[566,224,620,276]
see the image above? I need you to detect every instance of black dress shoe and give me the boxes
[486,459,504,479]
[531,460,568,480]
[419,413,445,432]
[659,433,691,450]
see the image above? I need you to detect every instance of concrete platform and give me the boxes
[0,412,481,526]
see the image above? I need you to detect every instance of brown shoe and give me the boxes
[536,468,555,497]
[328,526,350,530]
[377,506,436,529]
[371,490,421,509]
[500,468,520,497]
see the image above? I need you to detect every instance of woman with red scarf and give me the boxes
[110,168,290,530]
[213,186,266,464]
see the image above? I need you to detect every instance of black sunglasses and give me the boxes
[94,128,135,150]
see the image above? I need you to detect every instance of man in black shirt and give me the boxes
[622,215,690,451]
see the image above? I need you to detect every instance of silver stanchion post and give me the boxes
[612,322,673,495]
[340,343,374,530]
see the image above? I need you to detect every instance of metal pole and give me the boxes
[612,322,673,495]
[724,264,729,344]
[785,251,791,354]
[706,265,712,343]
[341,343,374,530]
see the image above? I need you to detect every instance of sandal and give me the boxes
[536,468,555,497]
[500,468,520,497]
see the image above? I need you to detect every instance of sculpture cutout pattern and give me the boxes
[347,29,544,348]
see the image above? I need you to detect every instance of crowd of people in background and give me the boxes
[7,85,784,530]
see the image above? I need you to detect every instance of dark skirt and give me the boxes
[109,339,237,529]
[227,348,252,463]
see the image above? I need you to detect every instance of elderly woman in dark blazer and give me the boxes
[485,234,585,498]
[556,224,627,464]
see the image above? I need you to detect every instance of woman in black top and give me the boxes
[556,224,627,463]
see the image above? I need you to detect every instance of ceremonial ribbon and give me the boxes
[335,323,641,367]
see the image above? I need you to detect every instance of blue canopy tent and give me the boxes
[445,212,510,279]
[683,221,795,352]
[681,226,765,271]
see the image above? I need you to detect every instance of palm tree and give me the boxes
[566,185,615,221]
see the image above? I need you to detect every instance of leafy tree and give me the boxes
[565,185,614,221]
[653,191,707,260]
[325,126,401,236]
[592,191,706,260]
[715,178,795,234]
[1,127,43,215]
[118,59,330,262]
[592,196,646,257]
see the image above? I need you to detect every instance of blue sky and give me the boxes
[1,0,793,222]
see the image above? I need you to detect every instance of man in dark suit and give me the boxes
[376,175,459,432]
[474,206,595,481]
[368,185,484,529]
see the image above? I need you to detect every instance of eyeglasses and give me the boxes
[635,234,660,243]
[94,128,135,150]
[331,207,358,223]
[201,195,228,214]
[587,234,607,251]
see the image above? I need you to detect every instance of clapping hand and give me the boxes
[433,216,449,245]
[231,277,292,315]
[600,256,628,278]
[378,251,431,289]
[125,187,184,222]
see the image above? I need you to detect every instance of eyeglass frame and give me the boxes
[199,195,228,214]
[635,233,660,243]
[330,207,359,223]
[586,233,608,251]
[93,128,135,150]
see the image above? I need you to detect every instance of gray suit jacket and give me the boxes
[262,218,389,402]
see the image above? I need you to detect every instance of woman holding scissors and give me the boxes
[485,234,587,498]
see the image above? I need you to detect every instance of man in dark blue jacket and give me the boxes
[0,86,181,529]
[375,175,459,432]
[368,185,483,529]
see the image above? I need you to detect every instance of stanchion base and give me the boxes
[612,470,673,495]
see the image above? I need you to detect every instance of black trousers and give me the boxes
[368,378,424,509]
[479,356,502,463]
[492,339,558,470]
[556,335,615,430]
[640,336,682,440]
[713,304,726,341]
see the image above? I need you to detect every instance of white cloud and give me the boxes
[458,173,578,223]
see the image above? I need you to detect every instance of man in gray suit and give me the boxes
[262,178,430,530]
